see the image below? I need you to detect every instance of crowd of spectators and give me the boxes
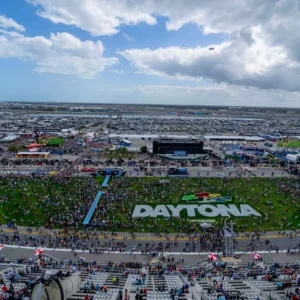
[0,250,299,299]
[91,175,300,234]
[0,175,99,228]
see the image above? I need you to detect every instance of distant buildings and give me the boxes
[153,140,206,155]
[0,134,20,143]
[203,135,265,142]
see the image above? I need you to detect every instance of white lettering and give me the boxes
[198,205,220,217]
[239,204,261,217]
[152,205,170,218]
[132,204,261,218]
[217,204,242,217]
[185,205,198,217]
[132,205,153,218]
[166,205,186,217]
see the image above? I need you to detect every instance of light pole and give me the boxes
[224,220,234,257]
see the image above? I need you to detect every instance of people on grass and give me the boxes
[0,175,299,253]
[0,175,99,228]
[91,176,300,234]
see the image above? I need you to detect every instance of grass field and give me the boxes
[277,139,300,148]
[0,176,299,232]
[47,137,64,146]
[0,177,99,228]
[94,177,300,233]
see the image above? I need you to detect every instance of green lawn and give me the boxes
[47,137,64,146]
[0,176,299,233]
[95,176,105,184]
[93,177,300,233]
[0,177,100,228]
[277,139,300,148]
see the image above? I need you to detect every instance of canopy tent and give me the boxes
[208,253,217,261]
[252,252,261,260]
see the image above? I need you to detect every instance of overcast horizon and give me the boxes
[1,1,300,107]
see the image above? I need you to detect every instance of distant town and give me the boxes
[1,101,300,300]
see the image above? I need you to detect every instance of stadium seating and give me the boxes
[1,256,300,300]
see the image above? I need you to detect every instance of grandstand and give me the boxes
[0,253,299,300]
[196,277,298,299]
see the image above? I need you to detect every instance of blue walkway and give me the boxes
[83,191,103,225]
[101,174,111,187]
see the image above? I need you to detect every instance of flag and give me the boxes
[34,248,43,255]
[208,253,217,261]
[252,252,261,260]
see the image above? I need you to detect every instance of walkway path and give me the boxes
[1,226,298,242]
[83,191,103,225]
[101,174,111,187]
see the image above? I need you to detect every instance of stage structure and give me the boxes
[153,139,205,155]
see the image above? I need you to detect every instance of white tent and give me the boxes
[286,154,298,162]
[83,132,95,138]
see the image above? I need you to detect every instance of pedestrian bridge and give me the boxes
[101,174,111,187]
[83,191,103,225]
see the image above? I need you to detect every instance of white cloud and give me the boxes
[119,28,300,91]
[0,15,25,32]
[26,0,300,39]
[28,0,157,36]
[0,29,24,38]
[122,32,135,42]
[105,85,300,107]
[26,0,300,92]
[0,31,118,78]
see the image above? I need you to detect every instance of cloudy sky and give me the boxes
[0,0,300,107]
